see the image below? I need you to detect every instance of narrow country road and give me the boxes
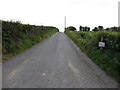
[3,32,118,88]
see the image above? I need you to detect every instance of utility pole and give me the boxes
[64,16,66,31]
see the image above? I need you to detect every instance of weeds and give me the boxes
[65,31,120,82]
[2,20,59,62]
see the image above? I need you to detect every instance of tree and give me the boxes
[79,26,90,31]
[82,27,85,31]
[84,26,88,31]
[88,27,90,31]
[105,28,109,31]
[66,26,76,31]
[92,27,98,32]
[79,26,82,31]
[112,26,118,32]
[98,26,103,31]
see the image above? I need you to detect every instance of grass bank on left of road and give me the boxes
[2,20,59,62]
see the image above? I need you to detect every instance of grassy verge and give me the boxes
[2,20,59,62]
[65,31,120,83]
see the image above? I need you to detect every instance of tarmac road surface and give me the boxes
[3,32,119,88]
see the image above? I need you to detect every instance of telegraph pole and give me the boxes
[64,16,66,30]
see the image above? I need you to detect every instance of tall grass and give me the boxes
[65,31,120,82]
[2,20,59,62]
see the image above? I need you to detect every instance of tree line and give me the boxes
[65,25,120,32]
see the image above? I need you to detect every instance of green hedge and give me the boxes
[2,20,59,61]
[65,30,120,82]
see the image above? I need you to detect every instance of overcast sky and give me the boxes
[0,0,119,32]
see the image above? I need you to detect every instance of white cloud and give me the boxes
[0,0,119,32]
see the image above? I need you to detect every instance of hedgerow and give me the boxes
[65,30,120,82]
[2,20,59,61]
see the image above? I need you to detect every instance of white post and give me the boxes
[64,16,66,30]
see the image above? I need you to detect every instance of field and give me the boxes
[65,30,120,82]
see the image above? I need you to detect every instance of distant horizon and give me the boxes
[0,0,119,32]
[1,19,118,31]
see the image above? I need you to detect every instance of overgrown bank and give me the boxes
[65,30,120,82]
[2,20,59,62]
